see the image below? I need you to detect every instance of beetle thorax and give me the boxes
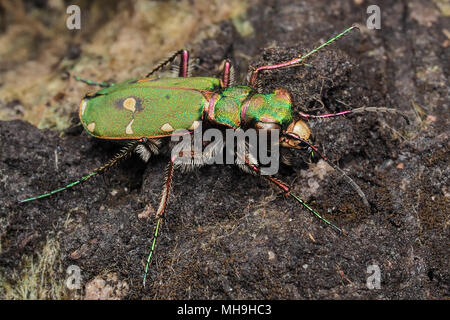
[205,87,294,131]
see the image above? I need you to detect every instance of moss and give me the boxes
[0,237,71,299]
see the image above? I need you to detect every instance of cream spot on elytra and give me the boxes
[87,122,96,132]
[126,119,134,135]
[161,123,174,132]
[123,97,136,112]
[80,99,87,116]
[189,120,201,130]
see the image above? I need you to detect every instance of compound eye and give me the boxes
[286,120,311,141]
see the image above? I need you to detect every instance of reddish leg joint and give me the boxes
[221,60,232,88]
[179,50,189,78]
[249,57,303,88]
[250,164,290,194]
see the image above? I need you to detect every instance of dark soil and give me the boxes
[0,0,448,299]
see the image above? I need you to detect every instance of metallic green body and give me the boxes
[244,89,293,128]
[79,77,221,139]
[209,86,252,128]
[79,77,294,139]
[207,86,293,129]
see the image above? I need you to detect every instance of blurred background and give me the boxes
[0,0,254,129]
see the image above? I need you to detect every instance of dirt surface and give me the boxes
[0,0,448,299]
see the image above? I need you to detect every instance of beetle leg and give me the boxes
[72,74,114,87]
[248,25,358,87]
[145,49,190,78]
[179,139,224,172]
[143,155,176,287]
[18,139,142,203]
[243,160,343,233]
[142,141,216,286]
[135,138,162,162]
[283,133,370,208]
[232,141,341,231]
[155,158,176,219]
[220,59,235,88]
[178,50,190,77]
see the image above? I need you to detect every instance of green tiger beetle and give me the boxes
[19,25,407,287]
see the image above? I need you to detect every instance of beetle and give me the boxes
[19,26,407,286]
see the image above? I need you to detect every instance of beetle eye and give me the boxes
[286,120,311,141]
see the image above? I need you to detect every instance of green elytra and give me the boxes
[79,77,293,139]
[20,26,407,288]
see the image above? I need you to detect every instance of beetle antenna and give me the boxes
[247,163,342,232]
[143,216,163,287]
[285,133,370,208]
[299,106,410,124]
[18,140,141,203]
